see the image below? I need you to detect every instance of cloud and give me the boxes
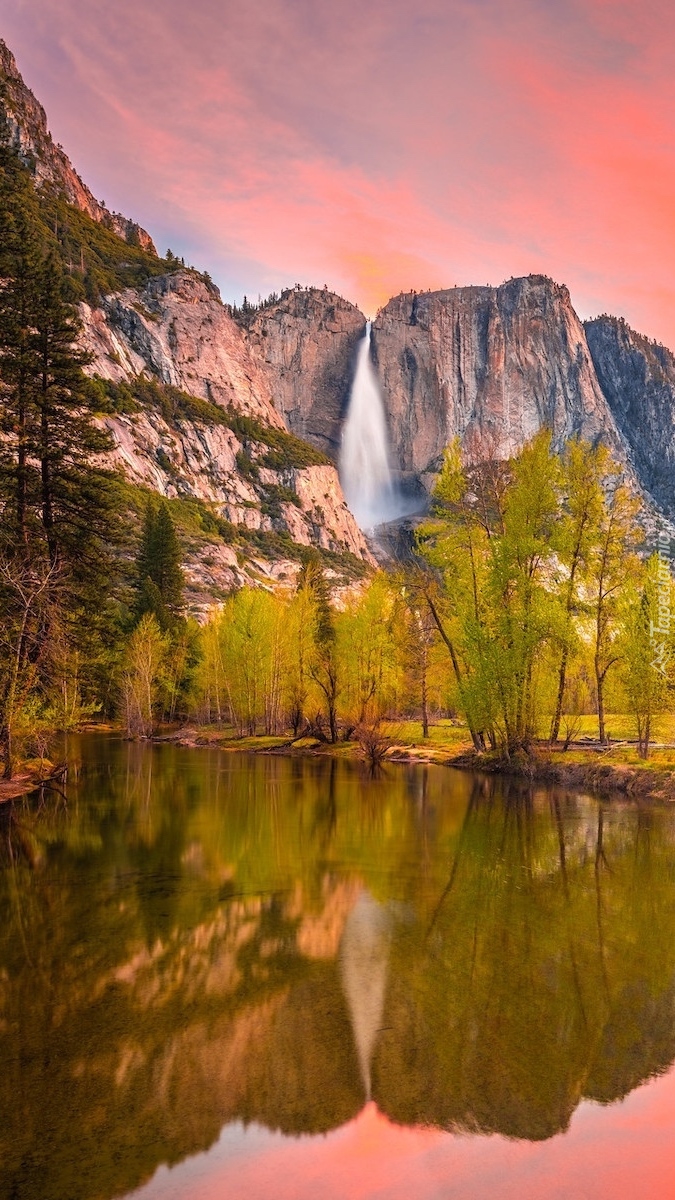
[4,0,675,340]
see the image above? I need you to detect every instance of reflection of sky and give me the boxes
[130,1066,675,1200]
[5,2,675,343]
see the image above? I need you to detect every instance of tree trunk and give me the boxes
[1,724,13,780]
[421,667,429,739]
[424,591,485,752]
[596,657,607,745]
[550,644,570,744]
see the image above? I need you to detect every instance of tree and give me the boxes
[337,574,402,727]
[549,441,607,743]
[121,613,168,738]
[416,432,563,755]
[32,249,115,575]
[0,139,46,554]
[621,555,673,758]
[588,475,641,744]
[0,138,120,762]
[286,582,316,736]
[300,554,340,742]
[0,556,58,777]
[401,598,438,737]
[134,499,184,628]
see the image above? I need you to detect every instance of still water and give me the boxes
[2,736,675,1200]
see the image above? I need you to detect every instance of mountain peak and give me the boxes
[0,38,156,253]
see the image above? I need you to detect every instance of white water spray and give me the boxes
[339,323,399,530]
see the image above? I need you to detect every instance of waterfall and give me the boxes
[339,322,398,530]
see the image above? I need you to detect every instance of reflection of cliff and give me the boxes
[3,746,675,1199]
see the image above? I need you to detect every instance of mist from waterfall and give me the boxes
[339,323,402,531]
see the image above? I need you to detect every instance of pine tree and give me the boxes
[134,499,184,628]
[0,138,45,554]
[0,133,121,772]
[33,250,117,574]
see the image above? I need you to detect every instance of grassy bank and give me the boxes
[159,715,675,803]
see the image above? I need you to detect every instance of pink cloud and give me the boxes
[4,0,675,341]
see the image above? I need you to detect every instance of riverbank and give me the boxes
[158,723,675,803]
[0,761,67,804]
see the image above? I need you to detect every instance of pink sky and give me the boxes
[4,1,675,343]
[132,1073,675,1200]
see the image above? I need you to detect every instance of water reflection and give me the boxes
[1,738,675,1200]
[340,892,392,1099]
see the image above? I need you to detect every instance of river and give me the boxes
[2,735,675,1199]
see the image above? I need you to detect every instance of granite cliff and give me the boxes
[246,287,365,459]
[585,316,675,519]
[82,271,287,430]
[78,272,374,603]
[369,276,626,495]
[0,42,373,599]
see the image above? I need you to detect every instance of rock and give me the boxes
[585,316,675,518]
[82,271,287,429]
[80,275,375,593]
[94,391,374,608]
[371,276,625,492]
[0,39,155,251]
[247,287,366,458]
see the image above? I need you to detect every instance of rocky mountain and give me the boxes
[0,42,374,602]
[585,316,675,519]
[369,276,625,495]
[82,271,287,429]
[246,288,365,459]
[77,273,374,603]
[256,275,675,522]
[0,39,155,251]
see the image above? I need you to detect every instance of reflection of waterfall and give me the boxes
[339,890,392,1100]
[339,323,399,531]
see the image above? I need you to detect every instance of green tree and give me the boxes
[416,432,563,755]
[337,574,402,727]
[134,499,184,628]
[0,139,45,553]
[621,555,673,758]
[300,554,340,742]
[549,440,607,743]
[121,613,169,738]
[588,474,641,744]
[0,134,121,767]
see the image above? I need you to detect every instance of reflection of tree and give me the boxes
[376,785,675,1140]
[3,743,675,1199]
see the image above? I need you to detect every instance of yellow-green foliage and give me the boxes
[416,433,669,755]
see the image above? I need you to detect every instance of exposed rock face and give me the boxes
[0,39,155,252]
[81,270,286,429]
[79,278,374,598]
[371,276,624,492]
[585,317,675,518]
[247,288,366,458]
[102,407,371,555]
